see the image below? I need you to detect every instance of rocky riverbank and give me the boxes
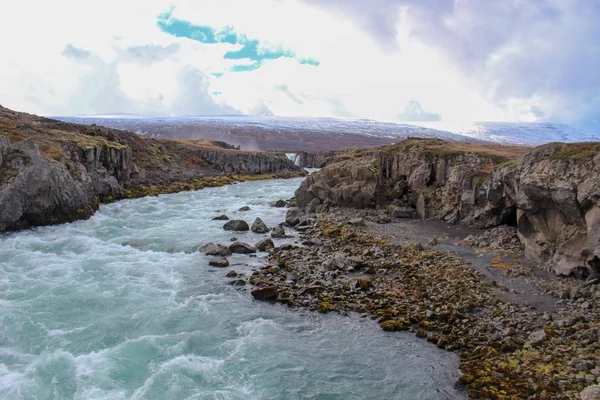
[0,106,303,232]
[295,138,600,277]
[244,206,600,399]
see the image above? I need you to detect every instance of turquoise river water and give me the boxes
[0,177,465,399]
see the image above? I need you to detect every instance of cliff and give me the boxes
[295,138,600,276]
[0,106,302,232]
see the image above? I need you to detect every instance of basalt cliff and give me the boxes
[295,138,600,276]
[0,106,302,232]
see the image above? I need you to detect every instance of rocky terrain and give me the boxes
[237,206,600,399]
[295,138,600,277]
[0,106,303,232]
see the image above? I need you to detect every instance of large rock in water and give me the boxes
[251,286,278,301]
[229,241,257,254]
[209,257,230,267]
[223,220,250,231]
[199,243,232,257]
[285,208,302,226]
[256,238,275,252]
[251,217,269,233]
[271,225,287,238]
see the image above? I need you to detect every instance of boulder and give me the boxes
[212,215,229,221]
[581,386,600,400]
[226,270,238,277]
[256,238,275,252]
[271,225,287,238]
[306,198,321,214]
[273,199,287,207]
[209,257,230,267]
[251,286,278,301]
[223,220,250,231]
[285,207,302,226]
[389,205,417,219]
[229,241,257,254]
[199,243,232,257]
[251,217,269,233]
[239,206,251,212]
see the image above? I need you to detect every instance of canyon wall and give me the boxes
[295,139,600,275]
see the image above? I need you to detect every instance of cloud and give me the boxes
[156,9,320,73]
[301,0,600,129]
[120,43,180,65]
[397,100,441,122]
[275,84,303,105]
[62,44,92,60]
[170,66,239,116]
[249,101,274,116]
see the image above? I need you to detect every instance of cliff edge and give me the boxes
[0,106,302,232]
[295,138,600,276]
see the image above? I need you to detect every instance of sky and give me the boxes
[0,0,598,131]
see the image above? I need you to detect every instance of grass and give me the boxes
[382,139,529,164]
[550,142,600,162]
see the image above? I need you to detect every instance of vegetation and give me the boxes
[550,142,600,161]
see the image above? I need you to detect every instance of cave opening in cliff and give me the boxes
[500,205,518,228]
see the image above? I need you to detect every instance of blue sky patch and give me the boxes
[157,10,319,72]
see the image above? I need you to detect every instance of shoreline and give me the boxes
[247,207,600,399]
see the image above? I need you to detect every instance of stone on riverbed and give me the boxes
[285,207,302,226]
[251,286,278,301]
[209,257,230,268]
[212,215,229,221]
[199,243,232,257]
[229,241,257,254]
[256,238,275,252]
[251,217,269,233]
[223,220,250,231]
[271,225,287,238]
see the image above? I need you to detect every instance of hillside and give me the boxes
[0,106,302,232]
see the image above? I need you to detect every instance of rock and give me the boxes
[251,217,270,233]
[230,279,246,286]
[199,243,232,257]
[229,241,257,254]
[239,206,251,212]
[348,218,366,226]
[271,225,287,238]
[273,199,287,207]
[285,207,302,226]
[306,198,321,214]
[428,237,438,246]
[527,330,547,346]
[209,257,230,267]
[581,386,600,400]
[256,238,275,252]
[212,215,229,221]
[226,270,238,277]
[251,286,278,301]
[223,220,250,231]
[389,205,417,219]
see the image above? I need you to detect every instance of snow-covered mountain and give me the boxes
[54,115,599,151]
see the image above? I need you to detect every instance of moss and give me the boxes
[318,302,336,313]
[550,142,600,162]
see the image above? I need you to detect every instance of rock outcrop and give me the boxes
[0,106,302,232]
[295,139,600,276]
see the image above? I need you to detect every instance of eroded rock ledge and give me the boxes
[295,138,600,276]
[0,106,303,232]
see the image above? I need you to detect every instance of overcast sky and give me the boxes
[1,0,598,130]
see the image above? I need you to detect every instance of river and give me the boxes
[0,177,465,399]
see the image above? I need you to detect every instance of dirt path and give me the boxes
[366,218,567,314]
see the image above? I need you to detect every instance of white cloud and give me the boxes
[1,0,511,122]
